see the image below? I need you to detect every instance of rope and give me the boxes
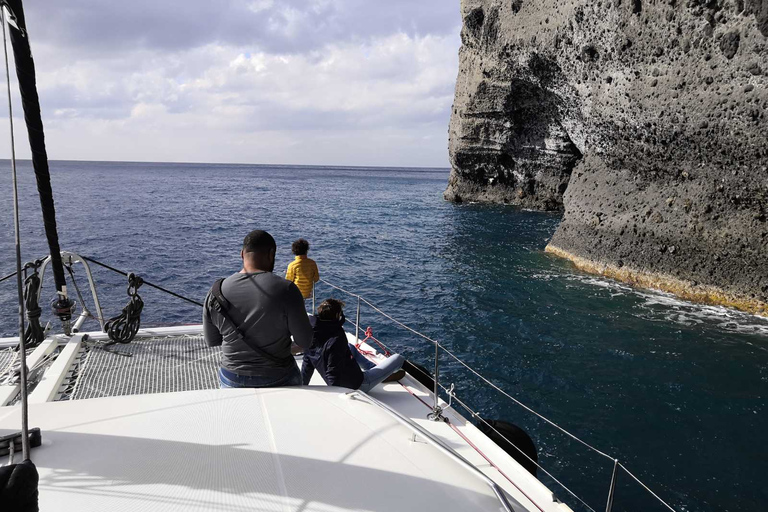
[104,273,144,344]
[82,256,203,307]
[0,270,16,284]
[359,327,392,356]
[22,266,44,349]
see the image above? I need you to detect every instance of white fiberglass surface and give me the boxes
[0,387,506,512]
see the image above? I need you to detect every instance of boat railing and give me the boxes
[313,278,679,512]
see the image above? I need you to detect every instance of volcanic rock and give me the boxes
[446,0,768,314]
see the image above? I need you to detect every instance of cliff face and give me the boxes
[447,0,768,313]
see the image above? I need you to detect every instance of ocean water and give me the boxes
[1,160,767,512]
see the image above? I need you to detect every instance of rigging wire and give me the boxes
[317,277,681,512]
[0,270,17,284]
[81,256,203,307]
[2,3,31,461]
[618,463,677,512]
[64,264,89,319]
[319,277,614,460]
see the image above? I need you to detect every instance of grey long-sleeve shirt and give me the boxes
[203,271,313,377]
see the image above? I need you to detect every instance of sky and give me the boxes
[0,1,461,167]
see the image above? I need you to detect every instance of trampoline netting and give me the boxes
[65,335,220,401]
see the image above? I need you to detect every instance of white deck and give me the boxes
[1,388,510,511]
[0,325,572,512]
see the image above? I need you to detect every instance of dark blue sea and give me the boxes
[1,160,767,512]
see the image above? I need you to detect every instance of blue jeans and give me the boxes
[359,354,405,393]
[348,343,376,370]
[219,366,302,389]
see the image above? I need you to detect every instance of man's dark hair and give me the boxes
[317,298,345,320]
[243,230,276,255]
[292,238,310,256]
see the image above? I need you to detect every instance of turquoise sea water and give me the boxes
[1,160,767,511]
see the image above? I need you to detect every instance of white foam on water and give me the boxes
[538,270,768,340]
[636,290,768,339]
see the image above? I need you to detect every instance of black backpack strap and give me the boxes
[210,278,230,310]
[208,279,286,365]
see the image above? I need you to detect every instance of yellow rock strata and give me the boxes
[545,244,768,318]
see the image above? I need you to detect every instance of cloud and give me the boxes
[0,1,461,166]
[23,0,459,55]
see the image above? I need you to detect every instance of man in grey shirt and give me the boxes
[203,230,313,388]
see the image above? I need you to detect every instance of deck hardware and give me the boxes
[64,260,92,333]
[428,339,445,421]
[446,383,455,409]
[0,428,42,460]
[37,251,107,332]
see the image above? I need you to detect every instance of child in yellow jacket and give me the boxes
[285,238,319,299]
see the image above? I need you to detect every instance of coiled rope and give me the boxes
[104,273,144,344]
[22,263,44,349]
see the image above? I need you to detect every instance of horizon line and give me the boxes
[0,157,451,171]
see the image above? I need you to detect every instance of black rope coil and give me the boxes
[105,273,144,344]
[21,262,44,349]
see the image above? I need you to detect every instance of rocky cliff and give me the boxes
[446,0,768,314]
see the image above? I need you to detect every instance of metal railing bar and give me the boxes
[317,278,359,298]
[355,296,361,346]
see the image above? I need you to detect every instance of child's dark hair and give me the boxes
[292,238,310,256]
[317,298,345,320]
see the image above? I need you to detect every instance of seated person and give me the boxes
[301,299,405,392]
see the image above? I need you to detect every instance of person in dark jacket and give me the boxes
[301,299,405,392]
